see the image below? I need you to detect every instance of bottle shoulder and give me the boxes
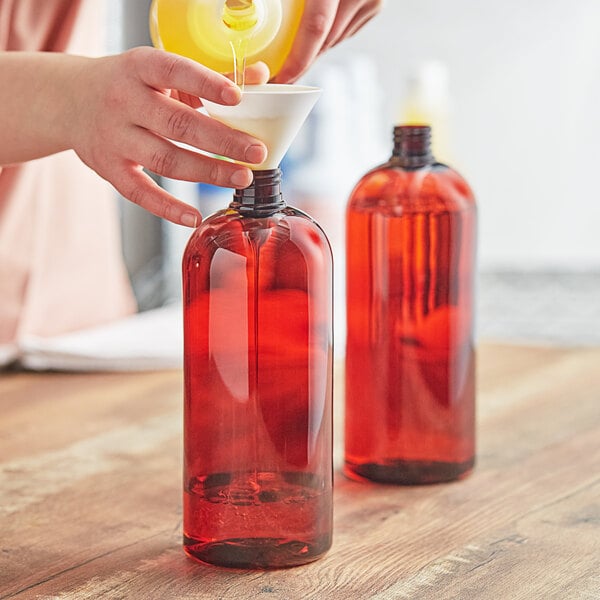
[349,161,476,214]
[184,205,331,259]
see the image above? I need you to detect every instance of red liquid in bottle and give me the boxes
[344,126,477,484]
[183,170,333,568]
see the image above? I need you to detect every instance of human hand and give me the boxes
[274,0,382,83]
[69,47,269,227]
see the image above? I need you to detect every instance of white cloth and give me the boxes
[1,304,183,371]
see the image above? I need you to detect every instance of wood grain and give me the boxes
[0,344,599,599]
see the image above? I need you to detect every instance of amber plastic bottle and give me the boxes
[344,125,476,484]
[183,169,333,568]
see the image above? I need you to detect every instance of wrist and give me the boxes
[44,53,96,156]
[0,52,94,165]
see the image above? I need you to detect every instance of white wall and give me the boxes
[319,0,600,270]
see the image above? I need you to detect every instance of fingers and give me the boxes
[320,1,360,50]
[173,62,270,107]
[245,61,270,84]
[127,46,242,105]
[136,90,267,164]
[273,1,338,83]
[82,120,255,226]
[112,163,203,227]
[339,7,379,42]
[274,0,383,82]
[322,1,380,50]
[170,90,202,109]
[74,48,272,227]
[122,126,255,188]
[124,48,268,164]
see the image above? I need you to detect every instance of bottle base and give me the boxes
[344,457,474,485]
[184,470,332,568]
[183,534,331,569]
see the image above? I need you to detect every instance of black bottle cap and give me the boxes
[393,125,434,168]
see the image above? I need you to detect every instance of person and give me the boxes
[0,0,381,349]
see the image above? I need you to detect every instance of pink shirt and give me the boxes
[0,0,136,345]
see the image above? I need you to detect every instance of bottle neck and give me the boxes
[391,125,434,168]
[222,0,258,32]
[231,168,285,215]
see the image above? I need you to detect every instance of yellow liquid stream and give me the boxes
[150,0,304,79]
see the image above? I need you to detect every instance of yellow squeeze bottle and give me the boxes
[150,0,304,78]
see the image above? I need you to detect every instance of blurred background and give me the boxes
[109,0,600,351]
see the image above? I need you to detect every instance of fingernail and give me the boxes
[230,169,251,188]
[221,85,241,104]
[181,212,199,228]
[245,144,267,164]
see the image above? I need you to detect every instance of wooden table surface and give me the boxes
[1,343,599,599]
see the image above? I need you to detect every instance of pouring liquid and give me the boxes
[230,37,250,89]
[224,1,255,89]
[150,0,304,78]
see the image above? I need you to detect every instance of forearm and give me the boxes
[0,52,90,165]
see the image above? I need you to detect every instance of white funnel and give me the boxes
[202,84,321,170]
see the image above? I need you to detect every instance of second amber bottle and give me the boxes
[344,125,477,485]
